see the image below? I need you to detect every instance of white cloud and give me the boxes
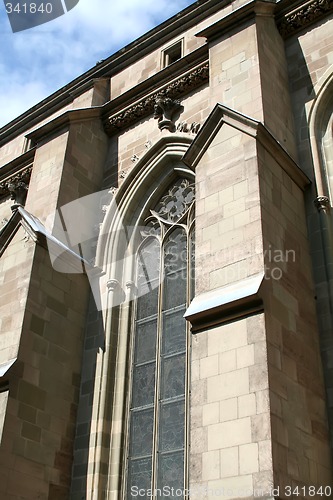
[0,0,194,128]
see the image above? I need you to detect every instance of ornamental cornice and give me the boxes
[277,0,333,38]
[103,62,209,135]
[0,165,33,203]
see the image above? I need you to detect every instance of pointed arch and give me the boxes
[88,135,195,499]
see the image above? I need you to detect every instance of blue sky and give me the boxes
[0,0,195,128]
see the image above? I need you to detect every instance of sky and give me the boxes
[0,0,195,128]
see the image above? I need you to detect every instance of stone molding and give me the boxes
[103,62,209,135]
[196,0,276,41]
[183,103,310,190]
[277,0,333,38]
[0,0,225,146]
[25,107,101,144]
[184,273,265,332]
[0,209,21,258]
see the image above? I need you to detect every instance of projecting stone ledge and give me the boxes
[185,273,265,332]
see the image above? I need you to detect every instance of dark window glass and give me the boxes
[137,239,160,320]
[127,457,152,500]
[157,450,184,494]
[129,408,154,457]
[159,400,185,451]
[132,363,156,407]
[160,354,185,400]
[162,308,186,356]
[135,319,157,364]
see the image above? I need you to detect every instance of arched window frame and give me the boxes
[89,137,194,500]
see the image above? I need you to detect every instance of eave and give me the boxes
[196,0,276,41]
[0,0,232,145]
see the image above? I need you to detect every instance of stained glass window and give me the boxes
[126,177,194,500]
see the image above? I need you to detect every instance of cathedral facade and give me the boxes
[0,0,333,498]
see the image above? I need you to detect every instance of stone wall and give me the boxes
[258,143,332,491]
[0,243,90,499]
[286,14,333,456]
[190,313,273,499]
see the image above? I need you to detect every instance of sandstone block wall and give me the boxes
[190,314,273,499]
[0,243,90,499]
[258,143,332,491]
[285,14,333,458]
[196,124,262,294]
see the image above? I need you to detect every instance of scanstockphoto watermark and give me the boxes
[43,189,297,311]
[130,485,332,498]
[3,0,80,32]
[264,245,296,281]
[197,245,296,284]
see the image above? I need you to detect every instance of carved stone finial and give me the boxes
[154,95,183,132]
[314,196,331,211]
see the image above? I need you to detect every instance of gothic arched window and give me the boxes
[125,177,195,499]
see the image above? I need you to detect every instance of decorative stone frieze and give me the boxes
[103,62,209,135]
[277,0,333,38]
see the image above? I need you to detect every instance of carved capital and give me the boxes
[106,279,126,304]
[154,95,183,132]
[107,279,121,292]
[125,281,138,299]
[314,196,331,211]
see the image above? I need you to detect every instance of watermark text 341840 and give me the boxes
[3,0,80,32]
